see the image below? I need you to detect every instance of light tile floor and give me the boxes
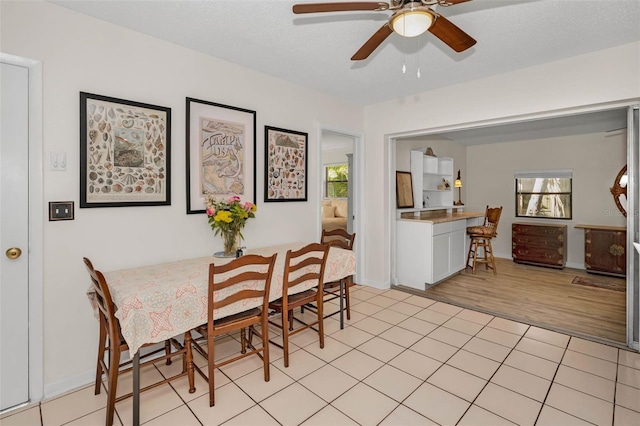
[3,286,640,426]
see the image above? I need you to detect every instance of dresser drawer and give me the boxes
[512,234,564,249]
[512,245,565,264]
[512,224,566,238]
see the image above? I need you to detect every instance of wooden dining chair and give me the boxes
[268,243,330,367]
[466,206,503,274]
[187,254,277,407]
[320,229,356,320]
[83,257,189,426]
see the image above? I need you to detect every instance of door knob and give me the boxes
[5,247,22,259]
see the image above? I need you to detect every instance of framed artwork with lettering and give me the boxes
[185,97,256,214]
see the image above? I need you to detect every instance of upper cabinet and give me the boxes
[410,150,454,210]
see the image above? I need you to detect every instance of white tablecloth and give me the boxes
[101,242,356,355]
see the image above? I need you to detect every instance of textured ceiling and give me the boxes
[50,0,640,106]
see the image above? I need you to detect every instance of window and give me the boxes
[325,163,348,198]
[515,170,572,219]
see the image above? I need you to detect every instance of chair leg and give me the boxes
[164,339,172,365]
[105,345,121,426]
[317,295,325,349]
[207,330,215,407]
[282,308,290,368]
[95,319,106,395]
[240,328,247,354]
[471,239,479,273]
[260,321,270,382]
[466,238,475,270]
[345,276,351,321]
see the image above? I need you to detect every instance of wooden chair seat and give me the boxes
[466,225,495,236]
[203,307,261,328]
[269,289,316,309]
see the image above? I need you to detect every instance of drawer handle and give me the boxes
[609,244,625,256]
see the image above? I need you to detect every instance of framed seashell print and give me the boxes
[79,92,171,208]
[185,98,256,214]
[264,126,308,202]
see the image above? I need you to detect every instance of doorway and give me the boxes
[0,53,44,411]
[319,126,363,284]
[390,105,639,349]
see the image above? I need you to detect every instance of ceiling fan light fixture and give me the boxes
[392,9,434,37]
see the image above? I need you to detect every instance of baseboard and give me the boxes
[43,370,94,401]
[357,280,390,290]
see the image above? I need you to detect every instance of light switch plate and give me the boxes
[50,152,66,171]
[49,201,74,221]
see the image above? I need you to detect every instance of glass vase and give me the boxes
[215,229,239,258]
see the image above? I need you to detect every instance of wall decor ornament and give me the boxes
[80,92,171,208]
[264,126,308,202]
[186,98,256,214]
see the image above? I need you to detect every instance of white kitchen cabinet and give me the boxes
[396,218,469,289]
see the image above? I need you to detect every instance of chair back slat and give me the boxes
[283,243,329,294]
[208,254,277,319]
[321,229,355,251]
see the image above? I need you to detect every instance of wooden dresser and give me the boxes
[575,225,626,277]
[512,222,567,269]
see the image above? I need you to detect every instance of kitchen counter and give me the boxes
[395,211,485,289]
[398,210,485,224]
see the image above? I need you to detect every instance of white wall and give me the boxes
[1,0,363,396]
[466,131,626,266]
[364,41,640,287]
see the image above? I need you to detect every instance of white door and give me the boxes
[0,61,30,410]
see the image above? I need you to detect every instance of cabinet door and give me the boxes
[450,228,466,272]
[432,233,451,283]
[585,229,626,276]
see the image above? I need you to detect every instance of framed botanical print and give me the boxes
[186,97,256,214]
[264,126,308,202]
[80,92,171,208]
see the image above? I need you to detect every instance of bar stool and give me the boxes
[466,206,503,274]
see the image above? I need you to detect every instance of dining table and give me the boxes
[98,241,356,426]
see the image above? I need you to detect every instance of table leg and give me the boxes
[133,351,140,426]
[339,278,344,329]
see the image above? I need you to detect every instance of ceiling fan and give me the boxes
[293,0,476,60]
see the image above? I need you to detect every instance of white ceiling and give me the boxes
[50,0,640,107]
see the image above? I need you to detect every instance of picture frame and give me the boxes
[264,126,308,202]
[186,97,256,214]
[396,171,414,208]
[79,92,171,208]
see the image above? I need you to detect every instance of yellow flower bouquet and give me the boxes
[205,195,256,256]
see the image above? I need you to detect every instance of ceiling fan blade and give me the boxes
[293,2,387,14]
[428,13,476,52]
[351,23,393,61]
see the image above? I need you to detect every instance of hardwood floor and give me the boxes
[396,257,627,345]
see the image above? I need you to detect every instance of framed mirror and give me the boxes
[610,165,627,217]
